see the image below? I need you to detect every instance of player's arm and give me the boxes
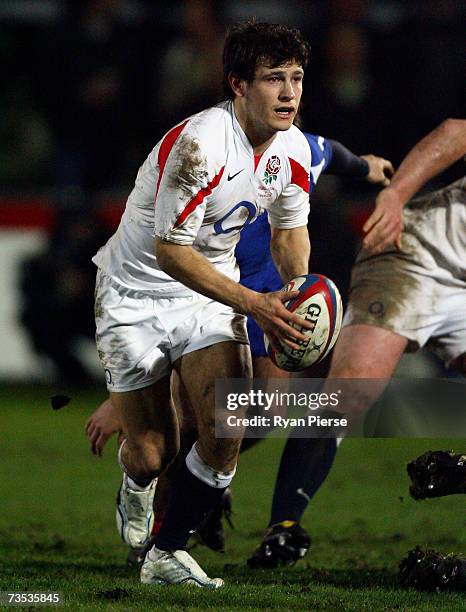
[155,239,312,350]
[302,133,393,187]
[326,139,393,186]
[363,118,466,254]
[269,225,310,283]
[266,135,311,283]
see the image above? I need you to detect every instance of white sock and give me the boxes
[185,443,236,488]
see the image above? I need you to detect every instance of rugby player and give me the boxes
[87,131,393,561]
[92,21,317,588]
[249,118,466,567]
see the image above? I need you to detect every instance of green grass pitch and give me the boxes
[0,384,464,610]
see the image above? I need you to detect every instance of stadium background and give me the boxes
[0,0,464,382]
[0,1,464,609]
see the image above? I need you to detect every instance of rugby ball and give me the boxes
[264,274,343,371]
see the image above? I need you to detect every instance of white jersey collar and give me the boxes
[225,99,254,154]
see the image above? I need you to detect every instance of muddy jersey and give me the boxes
[401,176,466,285]
[92,100,311,296]
[354,176,466,287]
[345,177,466,361]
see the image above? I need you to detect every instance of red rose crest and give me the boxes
[263,155,281,184]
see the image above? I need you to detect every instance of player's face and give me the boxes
[245,62,304,135]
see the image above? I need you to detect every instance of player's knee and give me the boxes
[142,449,177,479]
[127,436,179,479]
[157,443,180,474]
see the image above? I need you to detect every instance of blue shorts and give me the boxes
[236,213,282,357]
[241,264,282,357]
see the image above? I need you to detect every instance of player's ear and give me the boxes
[229,73,246,97]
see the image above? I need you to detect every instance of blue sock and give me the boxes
[269,437,337,525]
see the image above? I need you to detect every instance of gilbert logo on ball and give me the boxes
[264,274,343,371]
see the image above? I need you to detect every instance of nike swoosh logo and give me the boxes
[296,488,311,502]
[227,169,244,181]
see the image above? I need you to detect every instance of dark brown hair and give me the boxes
[223,20,311,99]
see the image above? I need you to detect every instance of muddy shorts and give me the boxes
[343,248,466,366]
[94,269,249,391]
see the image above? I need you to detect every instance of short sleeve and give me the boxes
[268,141,311,229]
[154,123,224,245]
[303,133,333,192]
[267,183,310,229]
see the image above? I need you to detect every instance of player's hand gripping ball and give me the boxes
[264,274,343,371]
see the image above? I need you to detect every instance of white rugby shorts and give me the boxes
[95,270,249,391]
[343,249,466,365]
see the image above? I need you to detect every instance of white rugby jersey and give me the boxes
[402,176,466,285]
[92,100,311,295]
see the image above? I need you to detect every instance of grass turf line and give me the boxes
[0,384,464,610]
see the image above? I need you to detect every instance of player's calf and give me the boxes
[151,443,236,553]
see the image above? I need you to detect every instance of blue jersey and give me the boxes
[236,133,333,357]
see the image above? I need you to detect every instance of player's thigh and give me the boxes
[110,376,178,459]
[326,324,408,416]
[171,370,197,432]
[329,324,408,379]
[174,341,252,470]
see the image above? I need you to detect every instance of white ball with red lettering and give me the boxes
[264,273,343,371]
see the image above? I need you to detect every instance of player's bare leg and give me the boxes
[85,373,233,559]
[176,342,252,472]
[126,374,200,566]
[253,355,290,380]
[327,324,408,416]
[150,371,197,515]
[111,376,179,479]
[141,341,251,587]
[111,377,179,550]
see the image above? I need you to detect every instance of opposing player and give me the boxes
[250,118,466,567]
[331,117,466,388]
[93,21,316,588]
[87,132,393,560]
